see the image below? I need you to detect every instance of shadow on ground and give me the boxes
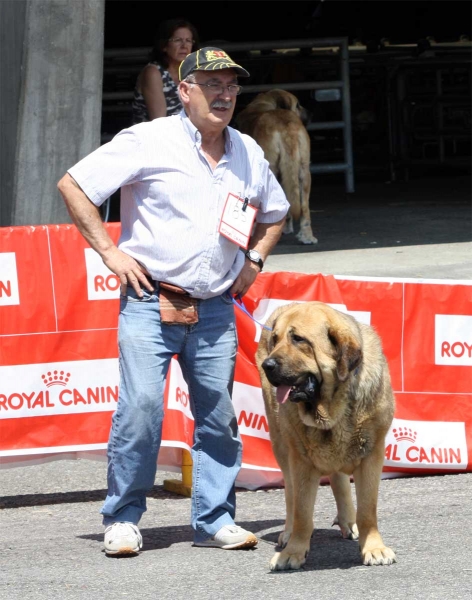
[260,525,365,572]
[78,520,364,571]
[274,173,471,254]
[78,518,285,551]
[0,483,189,509]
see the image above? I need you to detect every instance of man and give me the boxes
[57,47,289,556]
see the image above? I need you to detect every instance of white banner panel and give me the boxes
[84,248,121,301]
[0,359,119,419]
[0,252,20,306]
[385,418,467,470]
[435,314,472,366]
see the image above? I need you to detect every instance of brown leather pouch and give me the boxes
[158,282,198,325]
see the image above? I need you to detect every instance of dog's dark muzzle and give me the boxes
[262,358,320,403]
[288,374,319,403]
[300,108,312,126]
[261,357,292,387]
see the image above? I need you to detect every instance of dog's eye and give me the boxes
[292,333,307,344]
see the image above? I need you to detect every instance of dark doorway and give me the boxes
[101,1,471,225]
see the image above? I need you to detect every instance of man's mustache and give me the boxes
[211,100,232,109]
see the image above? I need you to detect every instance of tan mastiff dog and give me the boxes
[235,89,317,245]
[255,301,397,571]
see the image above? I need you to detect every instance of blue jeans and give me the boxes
[100,284,242,543]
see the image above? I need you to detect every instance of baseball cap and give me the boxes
[179,47,250,81]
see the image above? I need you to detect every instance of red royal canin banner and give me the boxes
[1,224,471,489]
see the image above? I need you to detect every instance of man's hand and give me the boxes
[101,246,153,297]
[229,260,260,297]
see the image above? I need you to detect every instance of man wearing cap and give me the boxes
[57,47,289,556]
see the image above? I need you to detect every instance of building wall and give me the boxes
[0,0,27,226]
[0,0,105,226]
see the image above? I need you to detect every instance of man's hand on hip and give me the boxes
[102,247,154,297]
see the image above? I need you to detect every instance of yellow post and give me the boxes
[163,449,193,497]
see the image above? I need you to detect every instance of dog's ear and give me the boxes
[271,89,293,111]
[260,303,294,352]
[328,327,362,382]
[266,316,278,352]
[259,311,279,353]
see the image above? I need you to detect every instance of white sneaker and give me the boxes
[193,525,258,550]
[104,522,143,556]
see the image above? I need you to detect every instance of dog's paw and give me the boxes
[283,221,294,235]
[362,545,397,566]
[332,516,359,540]
[269,548,308,571]
[296,231,318,245]
[277,530,291,549]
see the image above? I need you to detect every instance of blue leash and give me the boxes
[227,293,273,331]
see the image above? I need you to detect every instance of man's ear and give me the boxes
[179,81,191,104]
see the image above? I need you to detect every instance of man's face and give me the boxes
[180,68,239,132]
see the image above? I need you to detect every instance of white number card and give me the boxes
[218,193,257,249]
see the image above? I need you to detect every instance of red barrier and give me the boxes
[1,224,471,488]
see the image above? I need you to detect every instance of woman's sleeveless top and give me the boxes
[131,62,182,124]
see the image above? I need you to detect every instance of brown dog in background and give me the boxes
[256,301,396,571]
[235,89,318,245]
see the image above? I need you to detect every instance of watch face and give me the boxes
[245,249,263,270]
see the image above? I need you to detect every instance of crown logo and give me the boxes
[41,370,71,387]
[392,427,417,443]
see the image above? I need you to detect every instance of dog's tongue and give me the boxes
[276,385,291,404]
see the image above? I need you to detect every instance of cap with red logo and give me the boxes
[179,47,250,81]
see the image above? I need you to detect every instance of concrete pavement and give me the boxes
[265,175,471,280]
[266,241,471,280]
[1,461,471,600]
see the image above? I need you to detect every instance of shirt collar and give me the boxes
[179,110,233,155]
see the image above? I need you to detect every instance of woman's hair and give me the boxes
[149,18,200,67]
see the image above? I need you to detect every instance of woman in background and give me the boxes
[131,18,200,124]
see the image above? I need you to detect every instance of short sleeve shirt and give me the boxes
[68,111,290,299]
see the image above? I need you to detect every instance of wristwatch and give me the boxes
[245,249,264,271]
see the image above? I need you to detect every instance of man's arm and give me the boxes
[229,217,286,297]
[57,173,153,296]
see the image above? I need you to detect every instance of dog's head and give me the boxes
[239,89,312,126]
[256,302,363,429]
[264,89,311,125]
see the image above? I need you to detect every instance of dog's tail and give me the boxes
[278,126,311,221]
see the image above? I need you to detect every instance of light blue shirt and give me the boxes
[69,111,289,299]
